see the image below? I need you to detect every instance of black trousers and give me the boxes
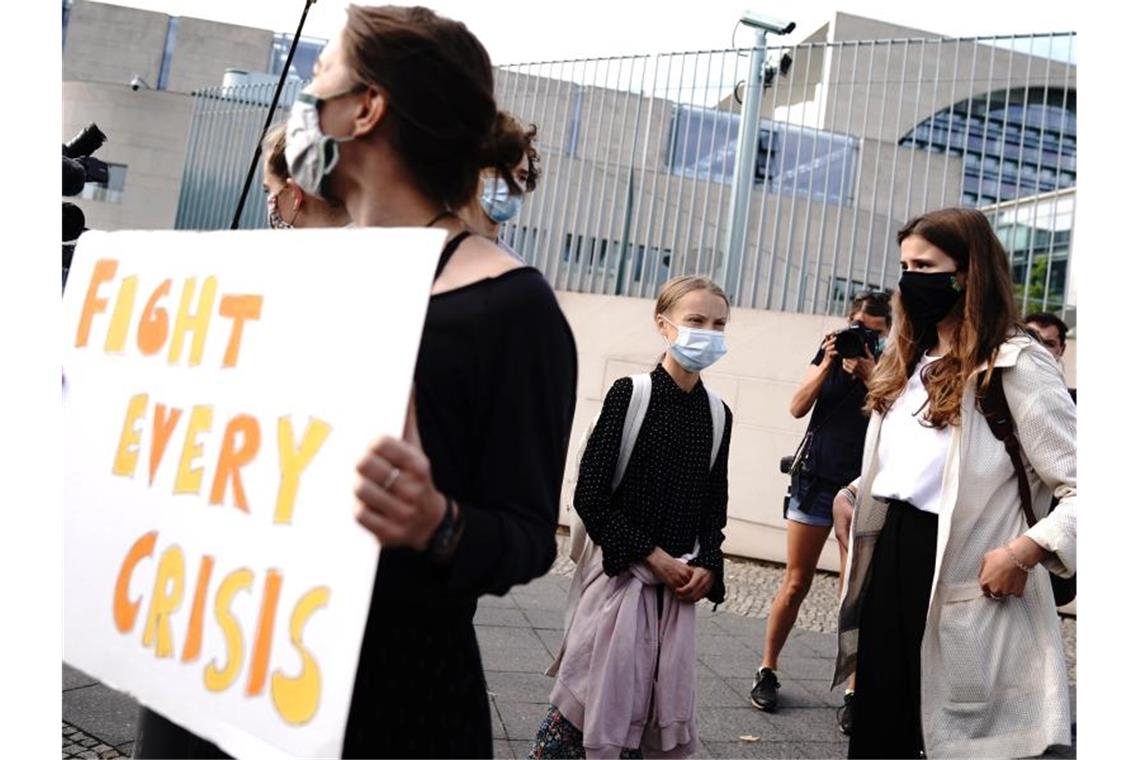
[849,500,938,760]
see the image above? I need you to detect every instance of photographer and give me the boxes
[750,291,891,734]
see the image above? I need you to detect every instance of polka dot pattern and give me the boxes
[573,364,733,603]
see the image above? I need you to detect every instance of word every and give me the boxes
[115,530,328,725]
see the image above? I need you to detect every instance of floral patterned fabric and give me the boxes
[529,705,643,759]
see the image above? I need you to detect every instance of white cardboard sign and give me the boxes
[62,228,444,758]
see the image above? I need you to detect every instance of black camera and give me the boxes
[779,455,795,474]
[63,124,109,192]
[834,322,882,359]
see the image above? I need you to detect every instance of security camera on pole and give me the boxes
[716,11,795,301]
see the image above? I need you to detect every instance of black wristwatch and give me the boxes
[428,498,465,564]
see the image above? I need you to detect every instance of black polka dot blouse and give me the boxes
[574,363,733,604]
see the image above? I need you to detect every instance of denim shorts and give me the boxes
[785,473,840,528]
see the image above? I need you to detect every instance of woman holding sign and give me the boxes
[133,5,577,759]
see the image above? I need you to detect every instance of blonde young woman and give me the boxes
[532,276,733,759]
[260,123,350,229]
[833,208,1075,758]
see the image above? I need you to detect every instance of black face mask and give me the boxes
[898,270,963,337]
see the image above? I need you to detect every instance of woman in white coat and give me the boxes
[832,207,1075,759]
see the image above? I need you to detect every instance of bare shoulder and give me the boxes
[432,232,524,294]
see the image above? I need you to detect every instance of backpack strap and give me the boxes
[979,367,1036,528]
[706,388,726,470]
[613,374,652,490]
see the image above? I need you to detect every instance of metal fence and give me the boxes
[174,80,302,231]
[495,32,1076,320]
[172,31,1076,321]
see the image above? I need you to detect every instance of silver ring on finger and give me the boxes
[381,467,401,491]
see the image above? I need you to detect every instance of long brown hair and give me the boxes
[341,5,530,209]
[864,207,1019,428]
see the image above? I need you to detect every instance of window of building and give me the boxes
[269,34,327,80]
[157,17,179,91]
[80,164,128,203]
[899,86,1076,207]
[666,104,858,207]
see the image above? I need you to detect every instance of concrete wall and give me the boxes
[63,82,195,232]
[164,18,274,93]
[553,290,1078,569]
[63,1,167,88]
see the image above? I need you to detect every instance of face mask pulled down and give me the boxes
[660,317,727,372]
[284,88,358,202]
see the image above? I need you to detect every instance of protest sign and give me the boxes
[63,228,445,758]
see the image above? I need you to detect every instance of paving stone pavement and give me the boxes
[62,533,1075,758]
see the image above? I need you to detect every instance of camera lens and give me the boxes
[834,329,863,358]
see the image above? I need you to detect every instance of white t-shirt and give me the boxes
[870,352,952,514]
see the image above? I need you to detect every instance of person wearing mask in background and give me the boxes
[457,119,541,261]
[1024,311,1076,403]
[834,208,1075,759]
[261,123,350,229]
[132,6,578,758]
[531,276,733,759]
[750,291,891,737]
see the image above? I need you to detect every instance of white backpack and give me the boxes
[566,373,727,563]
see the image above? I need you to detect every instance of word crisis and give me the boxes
[75,257,263,368]
[115,530,329,725]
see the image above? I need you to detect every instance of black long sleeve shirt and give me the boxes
[371,267,578,609]
[573,364,732,603]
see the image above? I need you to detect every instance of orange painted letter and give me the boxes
[271,586,330,725]
[246,569,282,696]
[104,275,138,353]
[275,417,332,524]
[112,393,149,478]
[149,404,183,486]
[76,258,118,348]
[141,544,186,658]
[137,279,172,356]
[219,294,263,368]
[168,276,218,367]
[204,568,253,693]
[208,414,261,512]
[113,531,158,634]
[181,554,215,663]
[174,405,213,495]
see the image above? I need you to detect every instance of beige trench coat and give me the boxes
[833,335,1076,758]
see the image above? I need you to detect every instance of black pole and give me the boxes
[230,0,317,230]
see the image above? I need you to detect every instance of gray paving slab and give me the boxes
[534,627,565,660]
[497,701,552,743]
[490,698,508,740]
[522,607,568,631]
[63,664,98,692]
[705,738,848,758]
[493,738,515,758]
[480,592,520,609]
[487,671,557,705]
[474,605,533,628]
[509,739,534,758]
[477,626,558,673]
[699,672,751,708]
[62,684,139,747]
[696,706,772,743]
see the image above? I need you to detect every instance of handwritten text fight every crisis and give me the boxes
[74,258,335,726]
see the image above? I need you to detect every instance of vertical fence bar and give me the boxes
[664,53,695,275]
[877,39,911,289]
[548,59,585,291]
[938,38,964,209]
[976,36,999,208]
[952,36,982,207]
[1041,33,1075,313]
[714,49,746,297]
[681,52,716,272]
[1027,34,1056,282]
[530,61,563,276]
[760,43,794,309]
[587,57,628,293]
[656,53,689,283]
[639,53,678,298]
[695,51,730,277]
[630,53,662,298]
[901,39,929,227]
[794,42,831,311]
[858,41,893,302]
[606,57,644,294]
[776,42,818,311]
[921,38,949,213]
[570,58,607,293]
[671,53,705,276]
[841,40,876,316]
[828,41,863,315]
[809,40,847,313]
[174,88,206,229]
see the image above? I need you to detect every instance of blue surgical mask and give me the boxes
[480,176,523,224]
[661,317,727,372]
